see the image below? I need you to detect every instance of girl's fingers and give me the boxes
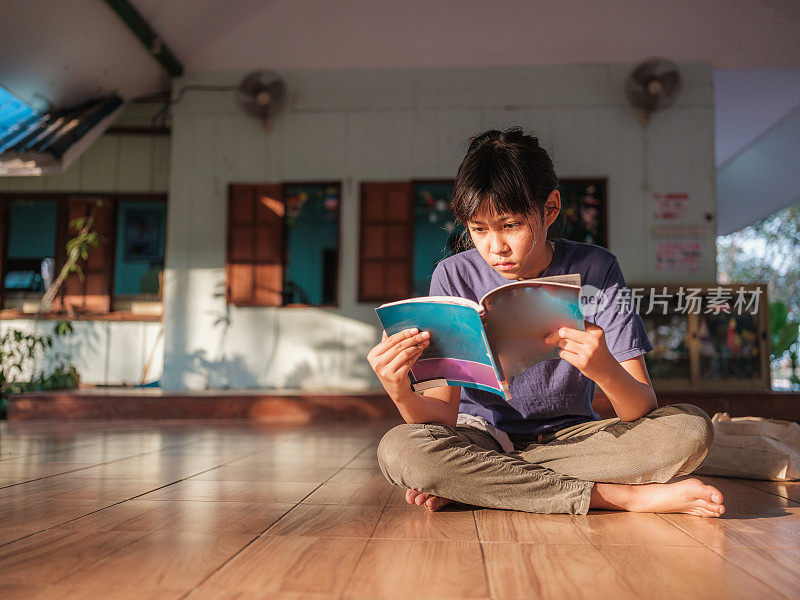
[389,332,430,357]
[371,328,420,357]
[386,341,428,373]
[371,331,430,365]
[552,327,589,343]
[558,339,584,354]
[557,348,581,365]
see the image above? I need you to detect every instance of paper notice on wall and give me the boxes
[655,240,702,272]
[653,193,689,220]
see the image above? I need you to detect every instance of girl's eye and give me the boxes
[504,222,521,229]
[470,227,486,234]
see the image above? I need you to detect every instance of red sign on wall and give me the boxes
[655,240,702,273]
[653,193,689,220]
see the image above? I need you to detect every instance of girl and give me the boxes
[368,127,724,517]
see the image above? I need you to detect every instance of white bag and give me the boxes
[694,412,800,481]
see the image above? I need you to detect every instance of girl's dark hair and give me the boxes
[451,127,559,225]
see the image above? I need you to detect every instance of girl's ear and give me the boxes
[544,190,561,227]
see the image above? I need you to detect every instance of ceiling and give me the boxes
[1,0,799,223]
[136,0,800,72]
[2,0,799,108]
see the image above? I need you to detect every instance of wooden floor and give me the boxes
[0,419,798,600]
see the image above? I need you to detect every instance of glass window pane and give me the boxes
[3,200,58,294]
[637,288,692,380]
[642,313,692,379]
[698,311,762,380]
[113,201,166,296]
[283,184,339,305]
[557,180,606,247]
[413,182,464,297]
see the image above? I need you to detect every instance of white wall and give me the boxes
[1,103,168,386]
[0,319,163,386]
[163,63,717,391]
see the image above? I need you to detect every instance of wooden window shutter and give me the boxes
[62,197,114,313]
[359,182,413,302]
[227,184,284,306]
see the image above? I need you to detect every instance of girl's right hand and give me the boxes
[367,328,431,400]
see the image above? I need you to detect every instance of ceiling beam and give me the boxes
[102,0,183,78]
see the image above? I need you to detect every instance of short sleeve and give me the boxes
[429,262,455,297]
[592,259,653,362]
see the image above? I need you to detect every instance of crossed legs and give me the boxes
[378,403,723,516]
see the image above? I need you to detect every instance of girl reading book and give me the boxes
[367,127,725,516]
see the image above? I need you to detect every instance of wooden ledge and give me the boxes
[0,309,161,322]
[7,390,395,423]
[7,388,800,424]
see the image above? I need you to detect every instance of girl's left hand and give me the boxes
[544,321,617,382]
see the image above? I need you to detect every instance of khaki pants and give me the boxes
[377,403,714,515]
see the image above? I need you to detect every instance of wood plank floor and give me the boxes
[0,418,798,600]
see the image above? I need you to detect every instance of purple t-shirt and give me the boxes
[428,238,653,435]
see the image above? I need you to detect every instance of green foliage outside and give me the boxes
[718,202,800,389]
[0,210,97,417]
[770,301,800,387]
[39,214,99,313]
[0,322,79,418]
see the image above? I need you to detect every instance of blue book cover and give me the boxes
[376,274,584,399]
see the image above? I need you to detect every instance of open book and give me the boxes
[375,274,584,399]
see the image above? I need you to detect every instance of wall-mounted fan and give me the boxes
[625,58,681,126]
[236,70,287,132]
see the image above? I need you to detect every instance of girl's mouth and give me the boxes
[495,262,516,271]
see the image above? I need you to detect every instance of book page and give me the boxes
[480,280,584,385]
[378,295,481,310]
[477,273,581,306]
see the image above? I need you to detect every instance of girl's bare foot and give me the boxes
[592,477,725,517]
[406,488,453,511]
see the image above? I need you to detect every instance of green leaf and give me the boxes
[54,321,74,337]
[770,301,789,337]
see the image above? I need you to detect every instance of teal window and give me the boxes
[113,201,167,296]
[1,195,168,312]
[412,182,464,297]
[3,200,58,293]
[282,183,339,305]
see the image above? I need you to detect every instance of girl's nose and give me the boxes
[490,233,510,255]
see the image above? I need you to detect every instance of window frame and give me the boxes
[0,192,167,322]
[358,177,611,304]
[358,179,461,304]
[357,181,415,303]
[226,181,342,309]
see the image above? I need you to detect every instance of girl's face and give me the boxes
[466,191,561,280]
